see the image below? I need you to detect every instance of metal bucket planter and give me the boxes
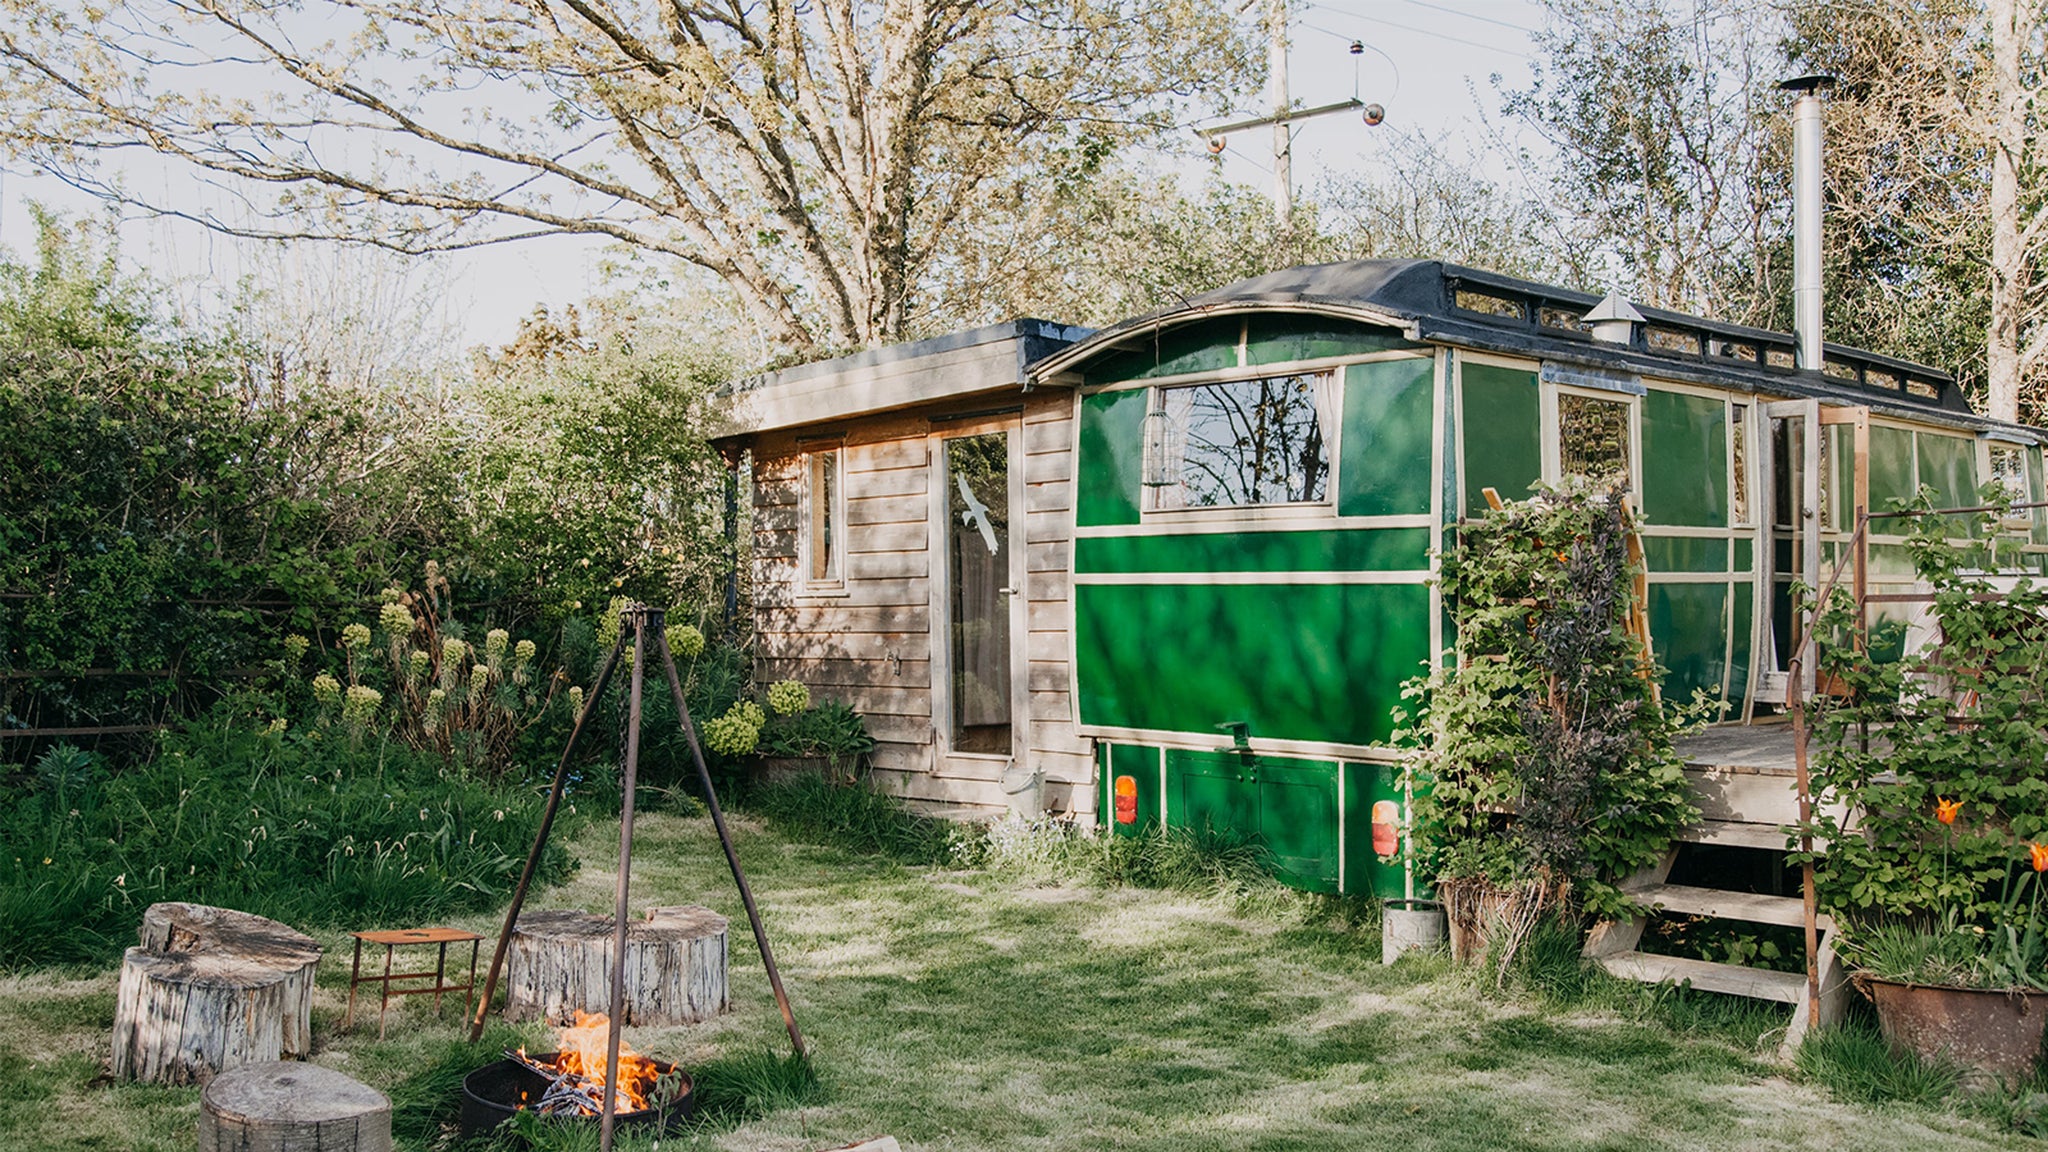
[1860,977,2048,1083]
[759,756,830,785]
[1382,900,1447,964]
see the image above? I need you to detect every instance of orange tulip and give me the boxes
[2030,843,2048,873]
[1935,798,1962,825]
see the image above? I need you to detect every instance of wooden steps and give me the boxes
[1628,883,1830,930]
[1595,952,1805,1003]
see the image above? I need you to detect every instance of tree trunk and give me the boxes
[138,903,322,1059]
[1987,0,2026,423]
[199,1060,393,1152]
[112,949,292,1085]
[504,906,729,1026]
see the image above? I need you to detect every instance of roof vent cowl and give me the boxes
[1584,292,1646,346]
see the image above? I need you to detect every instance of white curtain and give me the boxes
[1311,370,1341,487]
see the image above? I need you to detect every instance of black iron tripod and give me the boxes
[466,604,805,1150]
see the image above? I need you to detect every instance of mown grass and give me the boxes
[0,800,2041,1151]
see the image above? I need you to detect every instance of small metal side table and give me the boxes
[345,927,485,1039]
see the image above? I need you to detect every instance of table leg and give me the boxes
[378,944,394,1041]
[435,940,449,1014]
[346,937,362,1032]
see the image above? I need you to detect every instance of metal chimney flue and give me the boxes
[1780,75,1835,372]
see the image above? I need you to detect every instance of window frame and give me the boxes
[1138,366,1342,521]
[798,446,847,593]
[1542,382,1642,496]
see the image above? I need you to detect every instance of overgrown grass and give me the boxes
[739,774,961,865]
[1795,1015,1964,1106]
[0,719,576,967]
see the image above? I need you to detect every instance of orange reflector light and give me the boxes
[1113,775,1138,824]
[1370,799,1401,858]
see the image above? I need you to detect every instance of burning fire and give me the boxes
[512,1011,665,1117]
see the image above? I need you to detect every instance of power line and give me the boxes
[1300,2,1535,59]
[1387,0,1538,35]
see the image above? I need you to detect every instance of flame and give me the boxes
[537,1011,663,1115]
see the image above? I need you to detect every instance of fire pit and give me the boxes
[459,1012,695,1140]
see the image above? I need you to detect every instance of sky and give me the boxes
[0,0,1553,350]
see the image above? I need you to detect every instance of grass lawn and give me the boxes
[0,807,2037,1151]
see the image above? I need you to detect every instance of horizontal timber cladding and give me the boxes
[1074,581,1431,747]
[746,386,1088,816]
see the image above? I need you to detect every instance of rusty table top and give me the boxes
[352,927,484,946]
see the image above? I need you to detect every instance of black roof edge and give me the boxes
[728,318,1091,393]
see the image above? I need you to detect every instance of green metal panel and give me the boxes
[1337,357,1436,517]
[1245,315,1422,366]
[2030,446,2046,545]
[1077,389,1145,527]
[1648,582,1730,706]
[1342,761,1410,900]
[1733,536,1754,573]
[1082,318,1242,384]
[1167,750,1338,893]
[1727,583,1753,713]
[1102,743,1160,837]
[1641,390,1728,527]
[1074,528,1429,574]
[1074,581,1431,746]
[1918,431,1978,508]
[1460,363,1541,517]
[1640,535,1728,573]
[1869,426,1917,511]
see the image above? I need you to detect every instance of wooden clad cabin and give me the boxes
[713,320,1096,816]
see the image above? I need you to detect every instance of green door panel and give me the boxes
[1868,426,1916,511]
[1460,363,1540,517]
[1167,750,1338,893]
[1074,528,1429,574]
[1648,582,1730,706]
[1642,390,1729,527]
[1074,581,1431,746]
[1077,390,1146,526]
[1338,357,1436,517]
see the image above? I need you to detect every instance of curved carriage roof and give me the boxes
[1030,259,2039,440]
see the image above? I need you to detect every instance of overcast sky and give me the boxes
[0,0,1551,349]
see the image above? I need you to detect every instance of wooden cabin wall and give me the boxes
[747,390,1091,817]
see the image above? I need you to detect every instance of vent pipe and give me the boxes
[1584,291,1645,346]
[1781,75,1835,372]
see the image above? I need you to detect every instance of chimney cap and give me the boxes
[1583,291,1646,325]
[1778,74,1836,94]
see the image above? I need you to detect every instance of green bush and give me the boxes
[0,718,575,968]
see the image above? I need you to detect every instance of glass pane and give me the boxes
[1557,392,1631,484]
[1730,404,1750,525]
[809,450,838,581]
[1148,373,1332,509]
[946,433,1011,753]
[1991,445,2027,501]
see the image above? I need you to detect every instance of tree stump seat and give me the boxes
[199,1060,392,1152]
[112,903,323,1084]
[505,905,729,1025]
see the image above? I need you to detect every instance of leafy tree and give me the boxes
[0,0,1253,355]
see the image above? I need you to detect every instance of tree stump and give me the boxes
[199,1061,392,1152]
[505,906,729,1026]
[138,902,322,1059]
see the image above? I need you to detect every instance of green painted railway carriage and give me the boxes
[1024,259,2047,897]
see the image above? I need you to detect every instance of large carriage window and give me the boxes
[1144,371,1334,510]
[1557,391,1632,484]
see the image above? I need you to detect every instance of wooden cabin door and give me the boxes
[929,419,1029,778]
[1755,399,1822,705]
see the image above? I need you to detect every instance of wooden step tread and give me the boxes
[1673,820,1793,850]
[1595,951,1805,1002]
[1627,883,1833,930]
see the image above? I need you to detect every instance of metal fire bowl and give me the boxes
[459,1051,697,1141]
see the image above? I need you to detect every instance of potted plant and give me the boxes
[756,680,875,784]
[1806,494,2048,1081]
[1399,481,1700,974]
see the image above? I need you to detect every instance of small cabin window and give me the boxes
[1990,443,2029,502]
[1731,403,1752,525]
[1646,326,1700,356]
[1765,348,1797,370]
[1454,288,1526,323]
[1715,340,1759,363]
[1538,305,1585,333]
[1865,368,1901,392]
[1907,378,1944,400]
[1145,371,1333,510]
[1822,359,1859,382]
[805,449,842,584]
[1557,391,1632,485]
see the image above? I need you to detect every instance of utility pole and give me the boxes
[1269,0,1291,229]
